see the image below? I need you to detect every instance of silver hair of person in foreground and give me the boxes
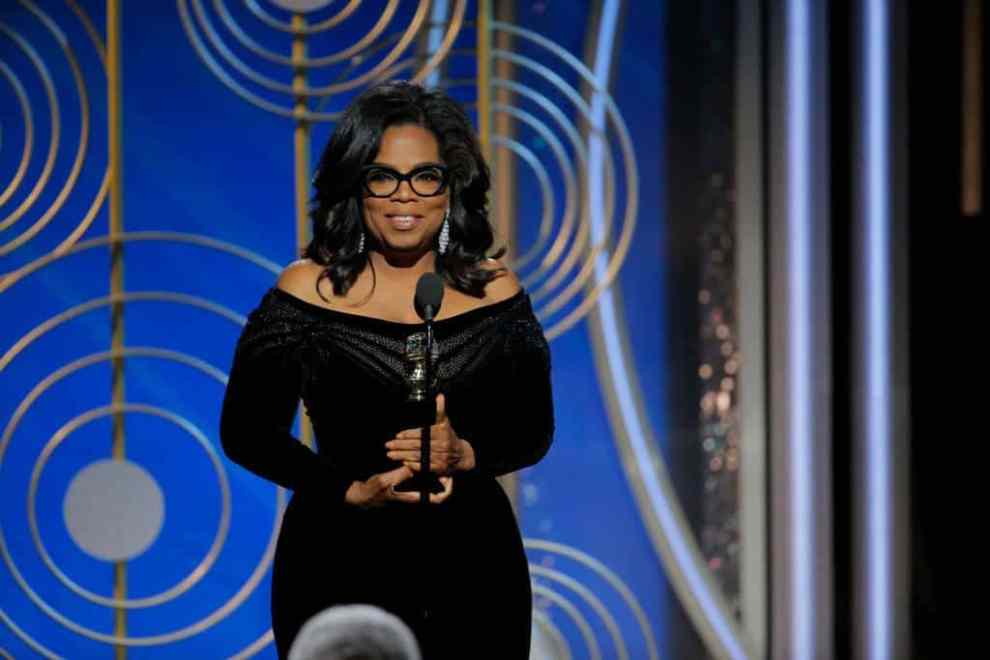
[287,604,422,660]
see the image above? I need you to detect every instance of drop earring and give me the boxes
[357,230,365,253]
[438,208,450,255]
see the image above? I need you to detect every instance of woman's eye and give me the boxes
[416,171,441,181]
[367,172,394,183]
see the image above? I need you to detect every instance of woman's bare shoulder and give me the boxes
[480,258,521,303]
[275,259,325,304]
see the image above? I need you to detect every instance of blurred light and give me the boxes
[863,0,893,656]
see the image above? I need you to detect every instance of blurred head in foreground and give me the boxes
[288,604,422,660]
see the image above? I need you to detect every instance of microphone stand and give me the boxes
[401,271,445,505]
[396,313,443,502]
[420,320,434,507]
[408,271,444,626]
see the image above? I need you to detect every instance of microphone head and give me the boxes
[414,272,444,322]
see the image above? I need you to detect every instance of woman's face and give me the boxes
[361,123,449,258]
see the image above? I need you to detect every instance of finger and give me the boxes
[387,450,421,462]
[385,465,415,486]
[404,457,448,475]
[386,438,420,450]
[435,393,447,423]
[428,479,448,504]
[427,422,450,439]
[430,476,454,504]
[430,431,458,452]
[405,458,455,473]
[392,430,422,441]
[388,487,420,504]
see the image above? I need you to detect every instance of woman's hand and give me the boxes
[386,393,476,475]
[345,464,454,508]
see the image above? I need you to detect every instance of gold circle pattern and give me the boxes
[10,350,234,609]
[0,233,288,652]
[178,0,465,121]
[0,0,108,261]
[525,538,660,660]
[0,0,109,256]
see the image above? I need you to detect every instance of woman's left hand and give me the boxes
[386,393,476,475]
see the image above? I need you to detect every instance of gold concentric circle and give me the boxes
[1,230,288,650]
[0,1,108,259]
[533,608,572,660]
[525,538,659,660]
[21,382,231,609]
[178,0,466,121]
[27,403,228,607]
[532,584,601,660]
[0,338,284,645]
[530,564,628,659]
[446,21,642,341]
[245,0,360,34]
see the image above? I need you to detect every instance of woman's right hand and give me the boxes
[344,465,454,508]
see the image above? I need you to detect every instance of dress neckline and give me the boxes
[267,285,526,330]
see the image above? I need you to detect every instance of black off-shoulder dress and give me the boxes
[219,286,554,659]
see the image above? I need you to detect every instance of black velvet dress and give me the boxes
[218,285,554,659]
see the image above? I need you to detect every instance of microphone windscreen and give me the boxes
[414,272,444,321]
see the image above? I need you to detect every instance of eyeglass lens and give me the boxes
[364,167,446,197]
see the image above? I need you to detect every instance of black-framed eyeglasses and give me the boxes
[360,164,449,198]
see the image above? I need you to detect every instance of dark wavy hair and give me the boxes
[303,81,505,300]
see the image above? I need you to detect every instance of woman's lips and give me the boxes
[386,214,422,230]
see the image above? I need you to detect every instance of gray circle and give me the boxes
[63,459,164,562]
[266,0,334,12]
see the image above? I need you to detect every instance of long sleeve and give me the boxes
[465,310,555,478]
[219,292,352,503]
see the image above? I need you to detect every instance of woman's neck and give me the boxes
[367,249,436,283]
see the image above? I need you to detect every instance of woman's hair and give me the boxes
[303,80,506,299]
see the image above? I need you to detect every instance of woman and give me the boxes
[219,81,555,659]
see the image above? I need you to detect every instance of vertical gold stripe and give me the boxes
[292,14,315,450]
[108,0,125,457]
[107,0,127,655]
[476,0,492,158]
[962,0,983,216]
[113,562,127,657]
[292,14,311,256]
[493,1,516,254]
[477,1,518,514]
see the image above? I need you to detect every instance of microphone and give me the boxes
[393,272,446,501]
[414,272,444,322]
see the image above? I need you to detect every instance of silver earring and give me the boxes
[438,208,450,255]
[357,231,365,253]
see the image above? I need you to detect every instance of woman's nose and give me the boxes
[391,179,417,200]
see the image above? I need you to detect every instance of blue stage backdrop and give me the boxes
[1,1,743,658]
